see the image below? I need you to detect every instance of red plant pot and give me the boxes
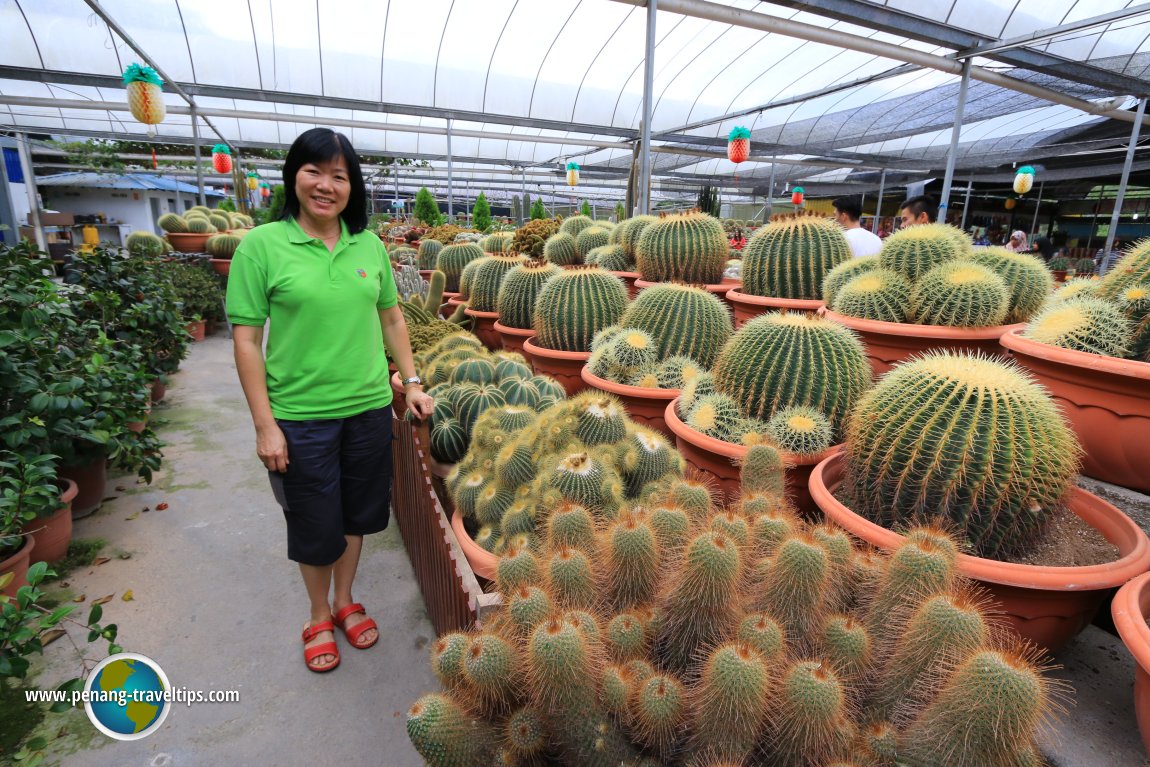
[725,288,823,328]
[811,449,1150,653]
[493,321,535,354]
[58,457,108,520]
[166,232,212,253]
[390,372,408,419]
[522,339,590,397]
[1113,571,1150,755]
[464,308,501,351]
[581,366,678,439]
[608,271,642,300]
[185,319,206,342]
[664,398,837,516]
[209,258,231,277]
[0,537,35,599]
[822,309,1023,378]
[21,480,77,565]
[150,378,166,404]
[1001,328,1150,494]
[451,511,497,581]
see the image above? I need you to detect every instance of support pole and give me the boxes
[446,118,454,219]
[1030,179,1045,236]
[960,177,973,231]
[1103,96,1147,262]
[637,0,658,215]
[191,106,206,206]
[766,161,776,220]
[871,168,887,234]
[938,58,972,220]
[15,132,46,252]
[520,168,527,224]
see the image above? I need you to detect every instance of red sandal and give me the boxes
[302,620,340,673]
[333,603,379,650]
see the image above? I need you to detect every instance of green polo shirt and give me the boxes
[226,218,398,420]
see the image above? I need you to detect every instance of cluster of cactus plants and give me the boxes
[635,210,729,285]
[410,447,1060,766]
[825,228,1049,327]
[156,206,252,236]
[740,211,852,300]
[511,218,561,259]
[395,271,471,355]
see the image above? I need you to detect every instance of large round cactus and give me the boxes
[126,231,166,258]
[741,212,851,299]
[968,247,1053,324]
[543,232,580,267]
[533,268,629,352]
[619,283,733,367]
[635,211,728,285]
[559,215,594,238]
[844,351,1081,558]
[822,255,878,306]
[910,261,1010,327]
[206,233,242,259]
[879,223,964,282]
[1097,240,1150,300]
[575,226,611,260]
[497,260,563,329]
[832,268,912,323]
[481,233,514,254]
[1023,296,1132,358]
[417,238,443,270]
[711,312,871,435]
[458,257,485,299]
[157,213,189,233]
[614,215,658,261]
[469,254,526,313]
[435,243,484,293]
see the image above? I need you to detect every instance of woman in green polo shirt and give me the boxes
[227,128,433,673]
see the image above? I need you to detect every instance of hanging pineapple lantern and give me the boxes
[791,186,805,206]
[727,126,751,163]
[566,161,580,187]
[122,64,165,128]
[212,144,232,174]
[1005,197,1017,210]
[260,182,270,199]
[246,171,259,191]
[1014,165,1035,195]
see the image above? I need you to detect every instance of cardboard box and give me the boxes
[39,212,75,226]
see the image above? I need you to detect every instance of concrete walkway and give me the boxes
[30,334,436,766]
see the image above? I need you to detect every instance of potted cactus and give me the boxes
[1048,255,1072,282]
[494,259,562,353]
[463,254,526,350]
[161,212,216,253]
[633,210,740,304]
[411,446,1063,767]
[434,242,484,304]
[523,268,629,396]
[823,229,1042,376]
[1000,243,1150,492]
[726,211,852,324]
[1112,571,1150,755]
[809,351,1150,652]
[666,311,871,513]
[416,238,443,277]
[600,215,656,297]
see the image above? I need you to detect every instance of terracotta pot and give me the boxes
[1000,328,1150,494]
[822,309,1023,378]
[464,308,501,351]
[185,319,206,342]
[608,271,642,299]
[59,456,108,520]
[522,338,590,397]
[1052,270,1067,283]
[810,450,1150,652]
[664,398,836,517]
[493,320,535,354]
[450,510,497,581]
[1112,571,1150,755]
[21,480,76,564]
[166,232,212,253]
[0,537,35,600]
[150,378,166,404]
[725,288,823,328]
[209,258,231,277]
[390,372,408,418]
[418,269,435,281]
[581,366,678,439]
[635,277,741,310]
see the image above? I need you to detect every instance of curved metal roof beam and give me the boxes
[480,0,518,115]
[527,1,583,120]
[570,6,636,124]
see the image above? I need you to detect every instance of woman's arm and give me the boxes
[233,324,289,472]
[379,305,434,419]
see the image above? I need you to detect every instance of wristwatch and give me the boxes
[402,375,423,387]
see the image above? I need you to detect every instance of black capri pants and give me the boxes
[268,406,394,566]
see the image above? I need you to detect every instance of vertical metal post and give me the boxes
[766,161,776,220]
[871,169,887,234]
[637,0,657,215]
[960,177,973,231]
[1029,179,1045,236]
[1104,96,1147,260]
[191,106,206,206]
[393,158,400,219]
[520,168,527,224]
[939,58,973,219]
[15,132,46,252]
[446,118,454,219]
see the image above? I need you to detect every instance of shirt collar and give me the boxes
[286,216,357,246]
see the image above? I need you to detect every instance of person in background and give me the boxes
[228,127,434,674]
[898,195,938,228]
[1006,230,1029,253]
[1030,234,1053,262]
[832,196,883,257]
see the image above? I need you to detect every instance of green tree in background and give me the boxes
[615,201,626,221]
[580,200,592,217]
[267,184,286,222]
[530,198,547,220]
[414,187,440,226]
[473,192,492,232]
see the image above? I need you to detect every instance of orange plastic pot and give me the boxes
[665,398,837,517]
[185,319,206,342]
[21,480,76,565]
[1113,571,1150,755]
[167,232,212,253]
[522,338,590,397]
[150,378,166,404]
[725,288,823,328]
[822,309,1023,378]
[810,449,1150,652]
[608,271,641,299]
[209,258,231,277]
[581,366,678,439]
[59,456,107,520]
[493,321,535,354]
[450,510,497,581]
[464,308,501,351]
[1001,328,1150,494]
[0,537,35,599]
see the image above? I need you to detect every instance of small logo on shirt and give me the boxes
[356,269,367,278]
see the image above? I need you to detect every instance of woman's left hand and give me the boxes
[406,390,435,421]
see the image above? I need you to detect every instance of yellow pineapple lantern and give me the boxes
[122,64,165,131]
[246,171,259,191]
[1013,165,1035,195]
[566,161,579,187]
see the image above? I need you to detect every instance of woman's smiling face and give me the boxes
[295,155,350,225]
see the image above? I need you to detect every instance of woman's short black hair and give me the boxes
[281,128,367,234]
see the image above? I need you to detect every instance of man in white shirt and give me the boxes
[833,196,883,257]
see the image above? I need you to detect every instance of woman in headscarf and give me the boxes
[1006,230,1029,252]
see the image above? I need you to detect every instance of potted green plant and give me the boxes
[168,261,224,340]
[0,453,75,576]
[494,259,561,353]
[1047,255,1072,282]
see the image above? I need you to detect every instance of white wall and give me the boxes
[36,187,202,235]
[9,180,31,229]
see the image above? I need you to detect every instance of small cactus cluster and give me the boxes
[395,272,471,356]
[466,255,527,313]
[496,259,563,330]
[844,351,1081,559]
[436,243,486,293]
[829,227,1040,327]
[481,233,515,254]
[410,448,1061,767]
[125,231,166,258]
[1024,240,1150,361]
[533,268,630,352]
[740,211,852,300]
[155,208,252,236]
[635,210,729,285]
[447,390,683,555]
[510,218,560,259]
[413,334,566,465]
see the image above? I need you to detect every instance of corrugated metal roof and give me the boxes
[34,171,222,195]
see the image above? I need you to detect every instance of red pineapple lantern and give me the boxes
[727,126,751,163]
[791,186,805,206]
[212,144,232,174]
